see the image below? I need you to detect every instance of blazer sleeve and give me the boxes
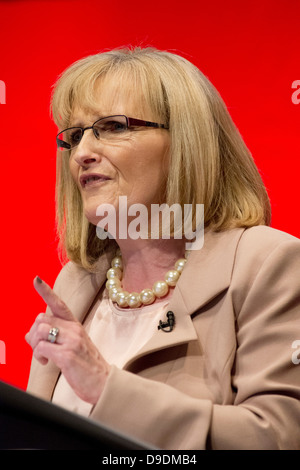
[89,235,300,450]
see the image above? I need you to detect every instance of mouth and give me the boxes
[80,173,111,189]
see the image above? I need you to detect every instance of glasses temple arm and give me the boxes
[56,137,71,150]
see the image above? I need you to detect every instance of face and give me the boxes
[68,77,170,233]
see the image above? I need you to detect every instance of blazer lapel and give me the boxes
[54,244,116,324]
[176,227,245,315]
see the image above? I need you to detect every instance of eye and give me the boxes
[95,118,127,135]
[108,121,127,132]
[69,128,83,145]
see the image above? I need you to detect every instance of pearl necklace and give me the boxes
[106,251,188,308]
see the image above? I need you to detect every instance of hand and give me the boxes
[25,276,110,405]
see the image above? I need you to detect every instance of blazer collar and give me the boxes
[59,242,116,325]
[174,227,245,316]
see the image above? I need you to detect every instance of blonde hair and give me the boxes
[51,46,271,271]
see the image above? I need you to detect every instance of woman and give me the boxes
[26,47,300,449]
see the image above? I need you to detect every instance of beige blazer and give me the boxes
[27,226,300,450]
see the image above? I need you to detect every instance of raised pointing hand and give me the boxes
[26,276,110,404]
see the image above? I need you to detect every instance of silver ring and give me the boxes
[47,327,59,343]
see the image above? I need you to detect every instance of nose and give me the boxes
[71,130,101,168]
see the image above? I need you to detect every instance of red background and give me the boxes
[0,0,299,390]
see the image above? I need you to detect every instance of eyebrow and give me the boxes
[69,113,111,128]
[69,118,90,128]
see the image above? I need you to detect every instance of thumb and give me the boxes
[33,276,74,321]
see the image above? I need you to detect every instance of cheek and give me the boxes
[127,145,169,202]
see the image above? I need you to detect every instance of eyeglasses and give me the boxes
[56,114,169,151]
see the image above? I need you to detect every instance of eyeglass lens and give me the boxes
[57,115,129,151]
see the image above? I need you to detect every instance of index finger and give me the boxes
[33,276,74,321]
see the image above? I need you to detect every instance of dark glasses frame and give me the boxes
[56,115,169,150]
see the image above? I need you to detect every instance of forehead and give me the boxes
[70,74,153,126]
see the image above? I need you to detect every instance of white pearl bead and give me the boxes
[140,288,156,305]
[165,269,180,286]
[107,251,187,308]
[111,256,123,270]
[105,277,121,290]
[175,258,186,273]
[127,292,141,308]
[116,290,129,307]
[152,280,168,298]
[106,267,122,280]
[108,286,121,302]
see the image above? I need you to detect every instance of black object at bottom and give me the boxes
[0,380,155,450]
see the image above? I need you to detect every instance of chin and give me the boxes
[83,202,117,230]
[83,204,102,226]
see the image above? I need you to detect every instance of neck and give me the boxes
[116,238,186,293]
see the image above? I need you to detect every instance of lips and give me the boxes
[80,173,111,188]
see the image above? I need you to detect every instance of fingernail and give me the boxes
[36,276,43,284]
